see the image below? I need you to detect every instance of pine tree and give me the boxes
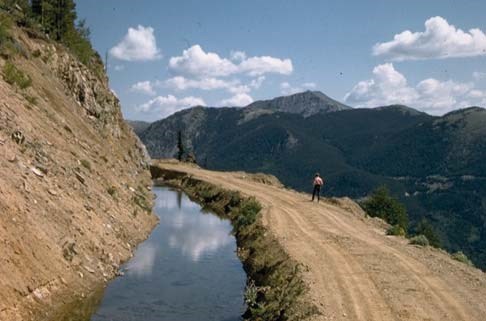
[177,131,185,161]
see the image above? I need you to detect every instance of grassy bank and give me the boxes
[150,165,318,321]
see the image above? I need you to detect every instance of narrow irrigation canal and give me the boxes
[90,186,246,321]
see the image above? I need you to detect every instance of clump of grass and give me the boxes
[32,49,41,58]
[410,234,429,247]
[23,93,38,106]
[80,159,92,171]
[2,61,32,89]
[132,193,151,212]
[387,224,406,236]
[451,251,474,266]
[107,186,117,198]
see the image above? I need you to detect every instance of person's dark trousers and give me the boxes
[312,185,321,202]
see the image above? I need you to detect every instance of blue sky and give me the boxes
[76,0,486,121]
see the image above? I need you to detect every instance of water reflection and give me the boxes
[89,186,245,321]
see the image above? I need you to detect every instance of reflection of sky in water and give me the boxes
[91,187,245,321]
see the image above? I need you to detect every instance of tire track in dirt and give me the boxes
[162,164,486,321]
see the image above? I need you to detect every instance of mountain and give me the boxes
[138,93,486,269]
[246,90,351,117]
[127,120,152,136]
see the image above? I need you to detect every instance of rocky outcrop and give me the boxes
[0,27,157,321]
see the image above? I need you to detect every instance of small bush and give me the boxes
[80,159,92,171]
[32,49,41,58]
[23,93,37,105]
[387,224,406,236]
[2,61,32,89]
[415,219,441,248]
[133,193,151,212]
[361,185,408,231]
[410,235,429,247]
[233,197,262,230]
[107,186,117,198]
[451,251,474,266]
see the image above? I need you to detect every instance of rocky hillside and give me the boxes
[0,15,157,321]
[137,96,486,270]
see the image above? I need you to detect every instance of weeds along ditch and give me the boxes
[150,165,319,321]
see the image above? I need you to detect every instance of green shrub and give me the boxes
[32,49,41,58]
[415,219,441,248]
[2,61,31,89]
[80,159,91,171]
[410,235,429,247]
[387,224,406,236]
[361,185,408,231]
[233,197,261,230]
[451,251,473,266]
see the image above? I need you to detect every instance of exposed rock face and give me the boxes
[0,28,157,320]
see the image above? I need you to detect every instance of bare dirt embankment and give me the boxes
[0,28,157,320]
[154,160,486,321]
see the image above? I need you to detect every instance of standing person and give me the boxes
[311,173,324,202]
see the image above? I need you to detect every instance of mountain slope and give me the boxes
[138,97,486,269]
[246,90,351,117]
[154,161,486,321]
[0,18,156,321]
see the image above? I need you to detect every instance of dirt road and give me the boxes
[158,161,486,321]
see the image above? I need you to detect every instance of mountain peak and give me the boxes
[246,90,351,117]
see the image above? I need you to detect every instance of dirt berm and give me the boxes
[152,160,486,321]
[0,26,157,320]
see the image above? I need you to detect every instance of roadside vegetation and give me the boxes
[361,185,409,232]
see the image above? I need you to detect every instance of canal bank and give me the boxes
[150,163,319,321]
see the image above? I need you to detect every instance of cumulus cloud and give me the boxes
[344,63,486,114]
[219,93,254,107]
[280,81,317,95]
[373,16,486,61]
[249,76,265,89]
[137,95,205,118]
[110,25,162,61]
[130,81,156,96]
[164,75,264,95]
[473,71,486,80]
[169,45,293,77]
[230,50,247,61]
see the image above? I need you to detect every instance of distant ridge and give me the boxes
[246,90,351,117]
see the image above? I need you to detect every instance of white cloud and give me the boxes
[137,95,205,118]
[164,76,256,95]
[165,76,236,91]
[169,45,237,77]
[169,45,293,77]
[130,81,156,96]
[344,63,486,114]
[473,71,486,80]
[249,76,265,89]
[230,50,247,61]
[373,16,486,61]
[114,65,125,71]
[220,93,254,107]
[280,81,317,95]
[110,25,162,61]
[238,56,293,76]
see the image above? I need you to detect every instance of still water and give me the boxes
[90,186,246,321]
